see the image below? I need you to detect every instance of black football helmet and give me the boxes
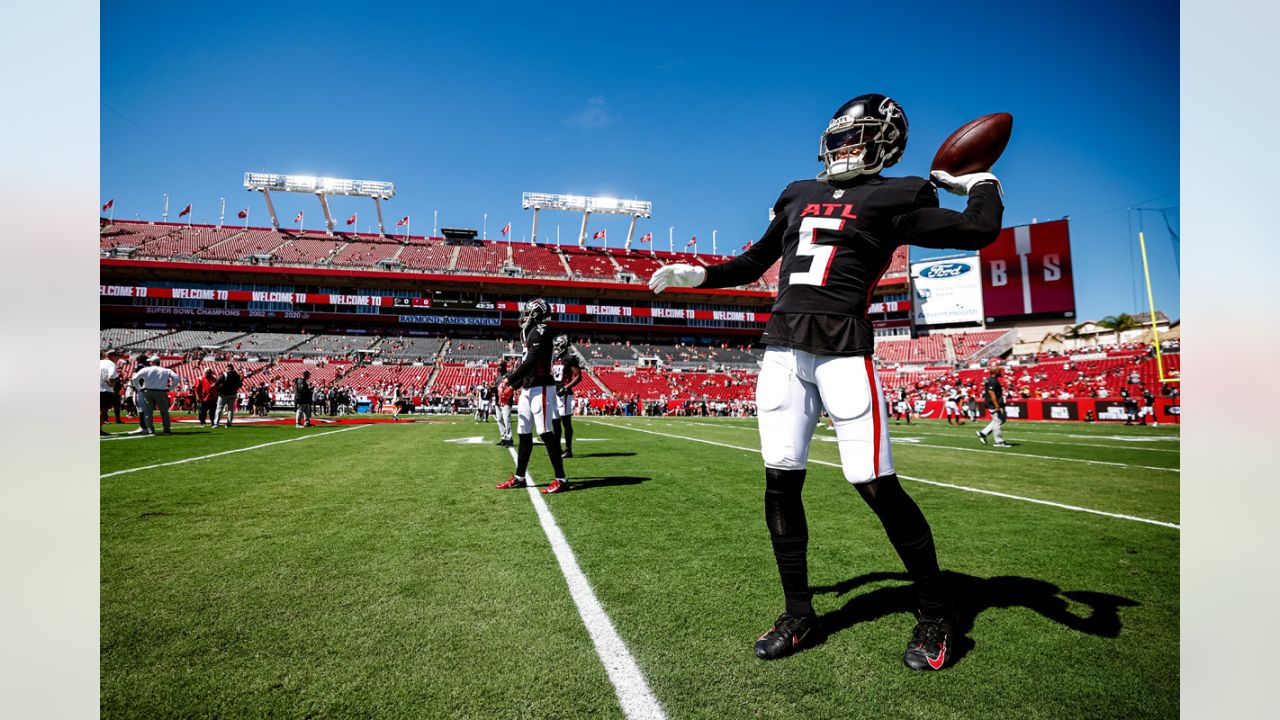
[552,334,570,357]
[520,298,551,334]
[818,94,908,181]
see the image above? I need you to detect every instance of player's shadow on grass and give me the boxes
[811,570,1139,665]
[564,475,649,491]
[571,452,637,458]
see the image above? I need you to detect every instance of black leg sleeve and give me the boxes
[552,418,563,447]
[855,474,949,617]
[562,417,573,451]
[540,431,566,479]
[765,467,813,618]
[515,433,534,477]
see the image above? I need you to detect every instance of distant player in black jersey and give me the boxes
[497,299,569,494]
[294,370,314,427]
[651,93,1004,671]
[893,386,913,425]
[551,335,583,458]
[977,367,1012,447]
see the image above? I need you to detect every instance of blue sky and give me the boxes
[101,0,1179,321]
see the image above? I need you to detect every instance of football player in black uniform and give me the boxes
[651,93,1004,670]
[551,335,583,458]
[294,370,314,427]
[497,299,570,494]
[977,367,1012,447]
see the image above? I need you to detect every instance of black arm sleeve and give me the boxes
[892,181,1004,250]
[505,327,544,386]
[700,188,791,289]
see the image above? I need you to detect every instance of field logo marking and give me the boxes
[591,420,1179,531]
[506,447,666,720]
[100,425,370,478]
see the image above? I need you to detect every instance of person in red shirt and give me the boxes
[194,368,219,427]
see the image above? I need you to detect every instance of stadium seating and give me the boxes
[397,242,456,271]
[428,363,498,396]
[377,336,447,361]
[197,228,290,260]
[330,241,401,267]
[251,360,350,389]
[577,342,641,366]
[875,335,949,365]
[444,338,511,362]
[338,364,436,396]
[272,237,343,264]
[129,330,248,353]
[101,328,174,349]
[226,333,309,355]
[453,243,508,274]
[612,252,665,282]
[135,227,242,258]
[510,244,569,277]
[292,334,382,357]
[562,248,619,280]
[950,330,1009,360]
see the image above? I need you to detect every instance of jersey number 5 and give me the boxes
[789,216,845,286]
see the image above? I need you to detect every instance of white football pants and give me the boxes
[517,385,559,436]
[756,346,894,484]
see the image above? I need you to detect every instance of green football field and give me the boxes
[100,415,1179,719]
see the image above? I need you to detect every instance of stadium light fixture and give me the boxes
[244,172,396,236]
[521,191,652,249]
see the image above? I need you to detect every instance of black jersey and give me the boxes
[983,376,1005,409]
[554,354,582,392]
[507,323,556,389]
[294,377,313,404]
[700,175,1004,355]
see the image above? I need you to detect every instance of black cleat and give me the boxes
[903,614,953,671]
[562,449,573,458]
[754,613,820,660]
[976,430,988,445]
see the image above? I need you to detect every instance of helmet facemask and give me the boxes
[818,117,899,181]
[552,334,570,357]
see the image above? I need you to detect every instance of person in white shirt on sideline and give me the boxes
[131,356,180,435]
[100,348,122,436]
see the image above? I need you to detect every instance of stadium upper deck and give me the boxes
[100,219,911,298]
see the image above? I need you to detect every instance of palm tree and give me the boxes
[1097,314,1139,345]
[1060,323,1087,350]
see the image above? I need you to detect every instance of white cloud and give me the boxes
[561,96,617,130]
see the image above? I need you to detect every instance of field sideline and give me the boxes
[101,416,1179,719]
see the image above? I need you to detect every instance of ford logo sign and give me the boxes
[921,262,971,279]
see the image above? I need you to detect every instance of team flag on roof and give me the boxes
[593,229,606,240]
[294,211,304,223]
[639,231,652,243]
[346,213,357,225]
[500,223,511,236]
[102,199,113,211]
[396,216,410,226]
[686,236,697,247]
[742,241,753,251]
[178,204,191,217]
[238,209,248,219]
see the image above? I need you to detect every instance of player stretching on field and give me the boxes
[650,93,1004,670]
[496,299,569,494]
[551,335,583,458]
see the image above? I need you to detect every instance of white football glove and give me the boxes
[648,263,706,294]
[930,170,1002,197]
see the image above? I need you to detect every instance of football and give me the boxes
[931,112,1013,175]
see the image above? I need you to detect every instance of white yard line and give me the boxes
[590,420,1179,531]
[504,447,666,720]
[100,425,370,478]
[663,419,1178,473]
